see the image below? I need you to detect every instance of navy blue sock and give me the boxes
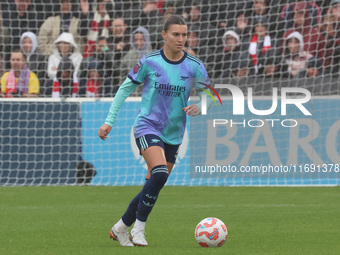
[136,165,168,222]
[121,179,148,227]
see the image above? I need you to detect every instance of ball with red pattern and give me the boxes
[195,217,228,247]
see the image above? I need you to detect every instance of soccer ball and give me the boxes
[195,217,228,247]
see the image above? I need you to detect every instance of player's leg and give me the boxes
[130,141,179,246]
[116,162,174,237]
[112,136,179,246]
[111,135,167,246]
[130,145,168,246]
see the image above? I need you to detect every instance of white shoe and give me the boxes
[110,227,134,247]
[130,228,148,246]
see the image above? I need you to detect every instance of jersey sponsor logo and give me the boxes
[180,76,189,81]
[155,72,161,77]
[154,82,186,92]
[154,82,187,98]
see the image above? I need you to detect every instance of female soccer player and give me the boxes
[98,15,212,247]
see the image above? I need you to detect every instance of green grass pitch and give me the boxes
[1,186,339,255]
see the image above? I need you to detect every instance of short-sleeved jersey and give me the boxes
[128,49,209,145]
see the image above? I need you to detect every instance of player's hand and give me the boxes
[183,105,200,117]
[98,124,112,140]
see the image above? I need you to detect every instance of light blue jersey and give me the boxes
[105,49,210,145]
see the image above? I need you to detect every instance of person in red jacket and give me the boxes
[283,2,324,57]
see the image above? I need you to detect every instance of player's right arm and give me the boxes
[98,57,147,140]
[98,77,138,140]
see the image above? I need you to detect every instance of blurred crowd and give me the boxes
[0,0,339,98]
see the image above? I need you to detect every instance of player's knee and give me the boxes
[151,165,168,188]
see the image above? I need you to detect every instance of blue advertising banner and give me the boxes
[82,99,340,186]
[1,99,338,186]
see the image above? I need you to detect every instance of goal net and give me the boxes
[0,1,339,186]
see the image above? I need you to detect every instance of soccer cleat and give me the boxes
[110,227,134,246]
[130,228,148,246]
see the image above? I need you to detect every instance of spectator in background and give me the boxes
[0,49,39,98]
[315,0,333,15]
[162,1,178,16]
[112,0,141,27]
[244,16,280,75]
[185,29,214,67]
[138,0,164,49]
[185,30,201,57]
[80,0,112,58]
[329,0,340,25]
[108,18,131,88]
[219,55,255,94]
[297,56,324,77]
[213,30,248,79]
[53,56,79,97]
[282,0,322,30]
[254,48,288,96]
[79,59,105,97]
[215,0,240,36]
[257,48,287,79]
[38,0,85,58]
[283,2,323,56]
[81,36,117,96]
[183,1,217,48]
[0,9,9,56]
[318,1,340,70]
[20,32,47,87]
[152,1,180,49]
[325,46,340,77]
[108,18,130,53]
[0,55,4,78]
[231,55,254,79]
[47,32,83,80]
[230,0,283,40]
[120,27,152,96]
[47,56,79,98]
[2,0,43,68]
[282,31,313,78]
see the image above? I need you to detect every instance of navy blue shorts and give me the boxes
[135,134,180,164]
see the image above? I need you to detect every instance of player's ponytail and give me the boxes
[163,15,186,32]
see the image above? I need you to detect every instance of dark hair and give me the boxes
[11,48,26,61]
[97,36,108,42]
[163,15,186,32]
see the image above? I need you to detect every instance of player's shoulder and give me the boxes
[145,50,162,60]
[185,52,202,66]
